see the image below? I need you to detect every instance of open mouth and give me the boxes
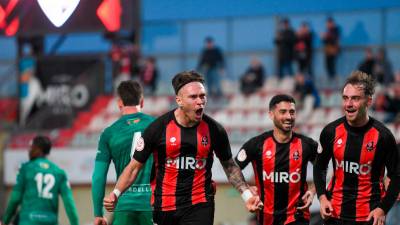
[345,109,356,116]
[195,108,204,118]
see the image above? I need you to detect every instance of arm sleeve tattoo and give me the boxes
[220,158,249,193]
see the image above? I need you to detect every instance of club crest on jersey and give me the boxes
[366,141,375,151]
[237,149,247,162]
[201,136,209,146]
[293,150,300,160]
[170,137,177,146]
[336,138,343,146]
[135,137,145,151]
[265,150,272,159]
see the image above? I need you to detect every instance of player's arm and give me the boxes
[92,131,111,218]
[214,124,262,212]
[60,173,79,225]
[313,127,334,218]
[103,159,143,212]
[377,133,400,214]
[104,120,157,212]
[313,127,333,199]
[2,165,25,225]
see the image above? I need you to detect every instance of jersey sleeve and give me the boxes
[211,122,232,161]
[133,119,161,164]
[91,161,110,217]
[95,129,111,163]
[308,139,319,164]
[378,131,400,213]
[313,125,334,198]
[2,165,25,224]
[234,137,259,169]
[60,172,79,225]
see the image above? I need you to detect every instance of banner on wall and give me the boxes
[19,56,104,129]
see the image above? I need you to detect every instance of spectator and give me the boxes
[197,37,225,96]
[373,47,394,85]
[295,22,313,76]
[385,82,400,123]
[358,47,375,76]
[140,56,158,95]
[321,17,340,80]
[274,18,296,79]
[294,73,320,108]
[240,57,266,95]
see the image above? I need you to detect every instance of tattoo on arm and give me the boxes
[220,158,248,193]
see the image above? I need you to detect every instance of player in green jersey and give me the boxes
[92,80,155,225]
[2,136,79,225]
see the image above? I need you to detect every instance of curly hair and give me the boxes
[343,70,376,97]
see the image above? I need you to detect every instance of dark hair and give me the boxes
[343,71,376,97]
[205,36,214,43]
[117,80,143,106]
[269,94,296,110]
[172,71,205,94]
[32,136,52,155]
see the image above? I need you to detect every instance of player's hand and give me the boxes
[249,185,258,195]
[245,195,263,213]
[367,207,385,225]
[94,217,108,225]
[297,190,314,210]
[319,195,333,219]
[103,192,118,212]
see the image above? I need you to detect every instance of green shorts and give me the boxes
[113,211,153,225]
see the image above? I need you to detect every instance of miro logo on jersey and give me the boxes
[166,157,207,170]
[263,169,301,183]
[335,159,372,175]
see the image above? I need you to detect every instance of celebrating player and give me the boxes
[314,71,400,225]
[104,71,262,225]
[235,94,318,225]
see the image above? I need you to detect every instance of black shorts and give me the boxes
[324,218,372,225]
[286,220,309,225]
[153,202,214,225]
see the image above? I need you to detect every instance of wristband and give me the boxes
[112,189,121,198]
[241,189,253,202]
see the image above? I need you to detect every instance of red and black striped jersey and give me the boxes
[133,110,232,211]
[234,131,318,225]
[314,117,400,222]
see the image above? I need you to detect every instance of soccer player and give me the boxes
[313,71,400,225]
[2,136,79,225]
[235,94,318,225]
[92,81,154,225]
[104,71,262,225]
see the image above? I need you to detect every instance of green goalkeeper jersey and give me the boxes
[3,157,79,225]
[92,112,155,217]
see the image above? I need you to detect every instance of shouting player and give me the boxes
[104,71,262,225]
[235,94,318,225]
[314,71,400,225]
[92,81,155,225]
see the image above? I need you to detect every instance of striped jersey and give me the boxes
[235,131,318,225]
[133,110,232,211]
[314,117,400,222]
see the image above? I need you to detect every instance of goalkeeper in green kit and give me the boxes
[92,80,154,225]
[2,136,79,225]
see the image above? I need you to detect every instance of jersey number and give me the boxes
[130,132,142,159]
[34,173,55,199]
